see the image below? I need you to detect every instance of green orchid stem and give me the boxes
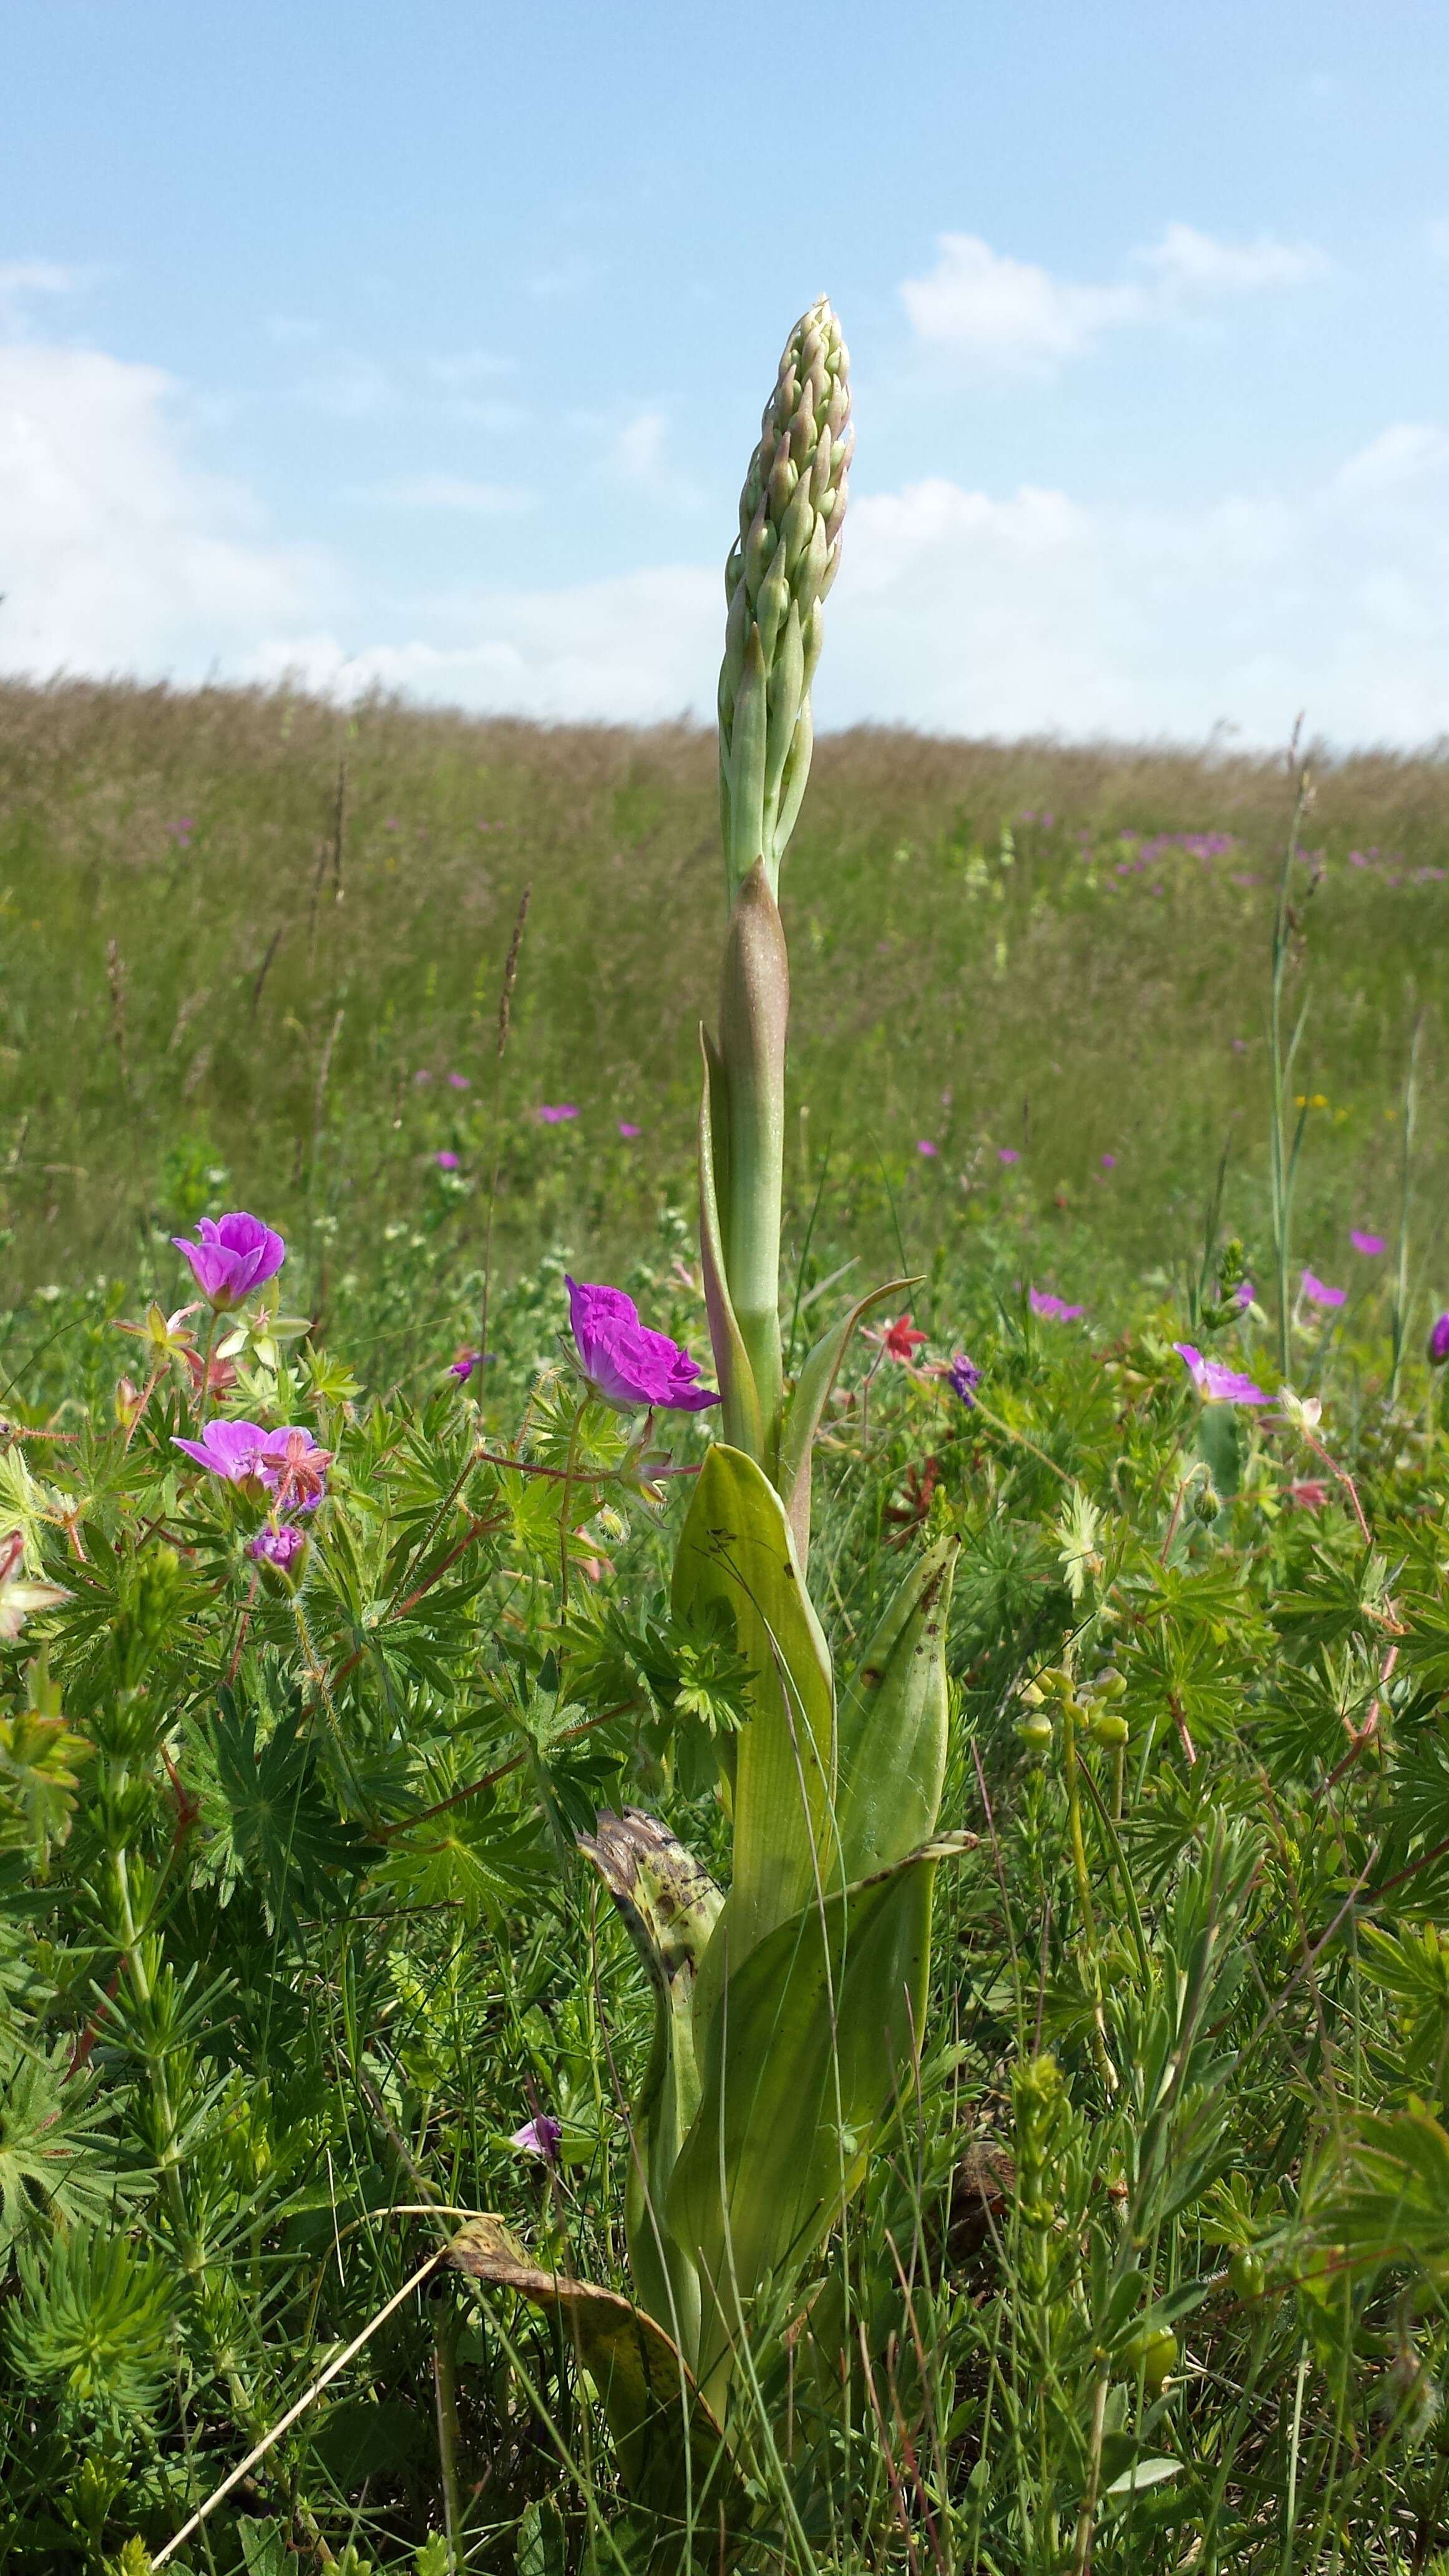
[717,858,789,1478]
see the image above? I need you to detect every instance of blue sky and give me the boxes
[4,0,1449,741]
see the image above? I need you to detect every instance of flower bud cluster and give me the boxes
[718,297,852,904]
[1016,1664,1129,1754]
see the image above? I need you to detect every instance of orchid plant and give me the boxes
[451,301,967,2531]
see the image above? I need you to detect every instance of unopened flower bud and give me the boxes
[1017,1710,1055,1754]
[1229,2247,1266,2301]
[1123,2324,1178,2390]
[1089,1708,1129,1749]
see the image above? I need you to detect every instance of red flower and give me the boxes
[882,1314,929,1363]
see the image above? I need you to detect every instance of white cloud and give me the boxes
[246,567,718,724]
[352,474,534,515]
[293,353,394,417]
[0,260,92,333]
[1134,221,1327,295]
[902,222,1328,371]
[824,426,1449,743]
[4,324,1448,748]
[0,343,331,677]
[901,237,1138,367]
[615,411,668,482]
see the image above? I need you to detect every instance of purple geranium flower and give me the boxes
[173,1418,284,1485]
[948,1351,981,1406]
[248,1523,306,1570]
[1030,1288,1085,1322]
[617,1121,642,1139]
[509,2114,562,2162]
[1300,1269,1346,1310]
[917,1138,939,1158]
[435,1150,461,1171]
[565,1277,720,1414]
[536,1104,579,1125]
[1350,1229,1386,1257]
[1101,1153,1117,1169]
[174,1419,329,1506]
[172,1212,285,1310]
[1174,1342,1267,1405]
[447,1071,471,1089]
[1429,1314,1449,1367]
[998,1146,1021,1166]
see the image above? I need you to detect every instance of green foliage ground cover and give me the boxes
[2,684,1449,2572]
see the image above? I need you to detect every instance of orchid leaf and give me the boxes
[671,1444,834,2016]
[698,1028,764,1465]
[447,2217,746,2535]
[834,1536,958,1883]
[578,1808,724,2367]
[668,1832,977,2411]
[778,1275,919,1562]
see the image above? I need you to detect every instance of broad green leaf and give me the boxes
[668,1832,975,2411]
[698,1028,763,1466]
[447,2215,746,2536]
[778,1277,917,1563]
[672,1445,834,2003]
[833,1538,957,1883]
[1103,2457,1182,2502]
[579,1808,724,2368]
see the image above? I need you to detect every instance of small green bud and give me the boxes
[1123,2323,1178,2389]
[1017,1710,1055,1753]
[1088,1708,1129,1749]
[1229,2247,1266,2301]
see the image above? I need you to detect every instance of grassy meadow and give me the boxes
[2,680,1449,2574]
[3,680,1449,1368]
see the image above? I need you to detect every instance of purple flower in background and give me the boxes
[948,1351,982,1406]
[536,1103,579,1125]
[1174,1343,1267,1405]
[1350,1229,1386,1257]
[998,1146,1021,1166]
[565,1276,719,1413]
[1030,1288,1085,1322]
[1100,1153,1117,1169]
[509,2114,562,2162]
[449,1348,493,1382]
[173,1418,281,1485]
[1236,1279,1256,1309]
[1427,1314,1449,1366]
[917,1138,939,1158]
[434,1149,461,1171]
[617,1121,643,1139]
[1300,1269,1346,1310]
[447,1071,472,1090]
[172,1212,285,1310]
[248,1523,306,1570]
